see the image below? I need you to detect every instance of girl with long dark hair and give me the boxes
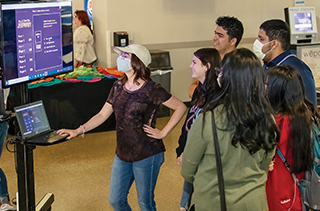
[176,48,221,210]
[266,65,316,211]
[181,48,279,210]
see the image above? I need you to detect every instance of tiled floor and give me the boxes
[1,115,186,211]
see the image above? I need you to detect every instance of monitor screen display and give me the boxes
[0,1,73,88]
[294,12,313,31]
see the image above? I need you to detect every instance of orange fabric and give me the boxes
[97,66,124,78]
[30,77,55,84]
[188,80,199,98]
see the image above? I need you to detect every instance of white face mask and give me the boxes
[253,39,273,60]
[117,56,131,72]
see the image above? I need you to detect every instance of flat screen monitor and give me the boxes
[284,6,318,44]
[0,1,73,88]
[294,12,313,32]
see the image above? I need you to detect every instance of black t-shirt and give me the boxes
[107,80,172,162]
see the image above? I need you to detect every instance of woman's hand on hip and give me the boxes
[143,124,166,139]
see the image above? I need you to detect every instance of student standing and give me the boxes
[179,16,244,210]
[181,48,279,211]
[188,16,244,98]
[253,19,316,105]
[176,48,221,211]
[58,44,186,211]
[73,10,97,67]
[0,89,16,211]
[266,65,315,211]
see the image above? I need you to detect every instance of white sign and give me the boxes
[298,44,320,87]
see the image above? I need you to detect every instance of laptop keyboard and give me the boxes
[27,131,67,144]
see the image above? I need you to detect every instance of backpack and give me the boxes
[300,123,320,211]
[276,122,320,211]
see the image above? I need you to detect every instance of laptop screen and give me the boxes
[14,100,51,139]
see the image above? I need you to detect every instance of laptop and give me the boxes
[14,100,68,145]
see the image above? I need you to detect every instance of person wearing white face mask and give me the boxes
[253,19,316,105]
[57,44,186,211]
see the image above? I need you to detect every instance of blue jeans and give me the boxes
[180,180,193,208]
[109,152,164,211]
[0,122,9,202]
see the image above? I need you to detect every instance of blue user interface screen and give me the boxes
[20,105,46,136]
[1,1,73,87]
[15,101,50,138]
[16,6,62,77]
[294,12,313,31]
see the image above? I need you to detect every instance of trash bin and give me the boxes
[149,50,173,117]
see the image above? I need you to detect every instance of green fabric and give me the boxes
[28,78,64,89]
[181,105,275,211]
[28,66,106,89]
[59,66,104,78]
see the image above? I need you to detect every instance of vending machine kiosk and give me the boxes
[285,6,320,91]
[285,6,318,44]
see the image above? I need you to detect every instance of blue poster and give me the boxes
[84,0,93,27]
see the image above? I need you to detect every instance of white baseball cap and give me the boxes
[114,44,151,67]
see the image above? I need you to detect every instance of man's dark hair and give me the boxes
[259,19,290,51]
[215,16,244,47]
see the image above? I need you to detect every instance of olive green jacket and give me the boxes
[181,106,275,211]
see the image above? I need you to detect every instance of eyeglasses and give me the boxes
[121,52,130,58]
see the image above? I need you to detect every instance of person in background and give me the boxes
[181,48,279,211]
[213,16,244,59]
[188,16,244,98]
[176,48,221,211]
[0,89,16,211]
[58,44,186,211]
[266,65,316,211]
[253,19,317,105]
[73,10,97,68]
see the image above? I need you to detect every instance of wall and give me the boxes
[72,0,320,102]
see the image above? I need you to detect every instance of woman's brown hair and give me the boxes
[121,54,151,86]
[75,10,93,34]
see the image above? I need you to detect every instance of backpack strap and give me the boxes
[276,148,299,183]
[276,148,291,170]
[276,148,301,210]
[211,111,227,211]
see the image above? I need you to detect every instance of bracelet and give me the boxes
[80,125,85,138]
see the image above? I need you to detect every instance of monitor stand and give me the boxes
[36,193,54,211]
[14,83,54,211]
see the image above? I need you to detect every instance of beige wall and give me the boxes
[72,0,320,102]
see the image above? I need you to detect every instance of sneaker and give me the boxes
[0,204,16,211]
[180,207,187,211]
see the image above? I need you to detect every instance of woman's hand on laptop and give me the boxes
[56,129,79,140]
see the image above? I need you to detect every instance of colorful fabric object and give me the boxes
[28,66,123,89]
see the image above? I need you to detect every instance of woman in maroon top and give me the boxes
[266,65,316,211]
[58,44,186,211]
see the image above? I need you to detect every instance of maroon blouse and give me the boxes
[107,80,172,162]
